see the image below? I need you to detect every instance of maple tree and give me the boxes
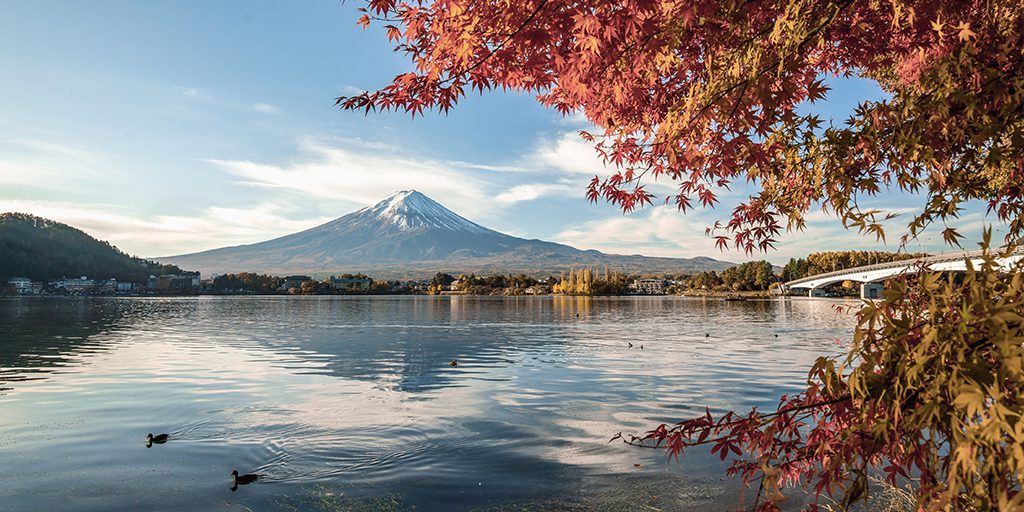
[338,1,1024,509]
[339,0,1023,253]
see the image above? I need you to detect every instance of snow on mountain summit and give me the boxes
[358,190,492,234]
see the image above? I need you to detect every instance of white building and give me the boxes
[631,278,668,295]
[7,277,34,294]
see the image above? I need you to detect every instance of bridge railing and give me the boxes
[783,246,1023,288]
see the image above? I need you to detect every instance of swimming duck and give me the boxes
[145,433,169,447]
[449,360,458,367]
[230,470,258,491]
[628,342,633,348]
[705,333,710,338]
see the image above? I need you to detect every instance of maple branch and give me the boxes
[687,0,853,124]
[613,393,852,450]
[441,0,552,85]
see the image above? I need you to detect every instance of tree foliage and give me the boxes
[552,267,596,294]
[683,261,776,291]
[211,273,284,293]
[720,260,776,291]
[552,266,634,295]
[340,0,1023,253]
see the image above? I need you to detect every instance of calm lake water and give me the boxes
[0,296,857,511]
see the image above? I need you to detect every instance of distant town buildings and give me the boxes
[330,276,371,291]
[149,271,202,291]
[3,271,202,296]
[6,277,39,294]
[282,275,312,290]
[631,278,668,295]
[524,285,547,295]
[49,276,97,294]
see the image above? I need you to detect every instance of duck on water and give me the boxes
[230,470,259,491]
[145,433,169,448]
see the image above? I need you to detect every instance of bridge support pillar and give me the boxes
[860,282,884,300]
[808,288,827,298]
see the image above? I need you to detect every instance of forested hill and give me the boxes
[0,213,185,282]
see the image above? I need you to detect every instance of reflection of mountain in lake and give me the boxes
[0,296,597,396]
[205,296,596,394]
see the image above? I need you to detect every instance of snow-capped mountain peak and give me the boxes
[159,189,734,276]
[359,190,491,234]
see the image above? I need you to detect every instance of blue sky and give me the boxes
[0,1,1000,264]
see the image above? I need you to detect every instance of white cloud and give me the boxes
[0,198,330,258]
[6,129,999,264]
[207,137,497,218]
[340,85,364,96]
[178,86,205,99]
[554,205,733,259]
[555,109,591,127]
[494,183,580,204]
[532,131,608,176]
[552,201,1004,264]
[1,138,102,163]
[0,137,125,190]
[505,130,682,205]
[252,102,282,115]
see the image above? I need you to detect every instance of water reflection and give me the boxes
[0,296,857,511]
[0,298,130,391]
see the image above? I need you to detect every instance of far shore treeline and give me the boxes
[2,211,927,297]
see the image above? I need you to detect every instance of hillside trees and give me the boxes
[0,213,185,282]
[719,260,776,291]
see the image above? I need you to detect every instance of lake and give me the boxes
[0,296,857,511]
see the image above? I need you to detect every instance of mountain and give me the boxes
[158,190,734,277]
[0,213,186,282]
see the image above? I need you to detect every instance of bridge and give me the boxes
[780,247,1024,299]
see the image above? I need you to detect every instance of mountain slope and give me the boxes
[0,213,185,282]
[158,191,734,277]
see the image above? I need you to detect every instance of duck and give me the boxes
[449,360,458,367]
[230,470,258,491]
[705,333,710,338]
[628,342,633,348]
[774,333,779,338]
[145,433,169,447]
[575,313,579,318]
